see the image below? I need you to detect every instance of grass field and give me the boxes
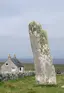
[55,64,64,72]
[0,75,64,93]
[23,63,64,72]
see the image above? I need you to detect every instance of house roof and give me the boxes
[11,58,24,67]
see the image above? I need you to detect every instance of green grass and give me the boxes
[0,75,64,93]
[55,64,64,71]
[23,63,35,71]
[23,63,64,72]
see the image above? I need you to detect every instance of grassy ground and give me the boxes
[55,64,64,71]
[23,63,35,71]
[23,63,64,72]
[0,75,64,93]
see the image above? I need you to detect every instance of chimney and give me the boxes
[8,54,11,59]
[14,54,16,58]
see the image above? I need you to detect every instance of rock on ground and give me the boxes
[28,21,56,85]
[61,85,64,88]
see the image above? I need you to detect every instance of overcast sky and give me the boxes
[0,0,64,58]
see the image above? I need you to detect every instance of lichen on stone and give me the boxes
[29,21,42,34]
[29,21,49,54]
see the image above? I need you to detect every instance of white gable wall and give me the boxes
[1,59,18,74]
[19,67,24,73]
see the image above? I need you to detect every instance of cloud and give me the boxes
[0,11,64,38]
[0,0,64,58]
[0,0,64,17]
[0,16,28,37]
[0,36,33,58]
[0,0,21,16]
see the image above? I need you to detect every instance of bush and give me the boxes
[0,74,3,81]
[56,69,61,74]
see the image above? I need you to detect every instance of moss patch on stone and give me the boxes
[29,21,49,54]
[29,21,42,34]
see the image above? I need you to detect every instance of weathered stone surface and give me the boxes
[28,21,56,84]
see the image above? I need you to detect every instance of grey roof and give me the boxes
[11,58,24,67]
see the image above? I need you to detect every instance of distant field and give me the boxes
[0,62,64,72]
[23,63,34,71]
[55,64,64,72]
[23,63,64,72]
[0,75,64,93]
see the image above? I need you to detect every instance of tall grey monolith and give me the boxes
[28,21,56,84]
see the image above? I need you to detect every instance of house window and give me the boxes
[20,67,21,71]
[6,63,8,65]
[19,67,24,72]
[11,67,16,72]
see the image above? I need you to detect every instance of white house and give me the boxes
[0,54,24,74]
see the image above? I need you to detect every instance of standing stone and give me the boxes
[28,21,56,85]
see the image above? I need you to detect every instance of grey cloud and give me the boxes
[0,0,64,58]
[0,36,33,58]
[0,0,64,16]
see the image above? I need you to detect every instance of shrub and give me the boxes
[56,69,61,74]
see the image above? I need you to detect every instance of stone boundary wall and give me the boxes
[0,71,35,81]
